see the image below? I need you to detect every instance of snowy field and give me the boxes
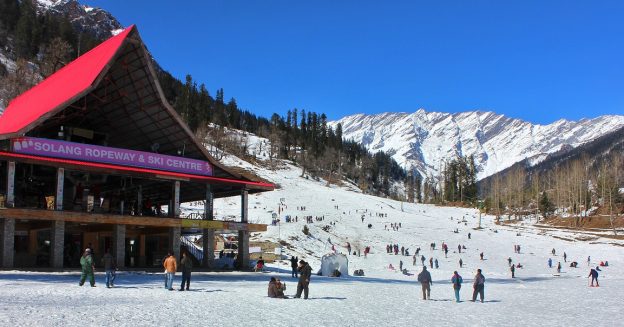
[1,147,623,326]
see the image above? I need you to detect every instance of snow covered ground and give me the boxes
[1,139,623,326]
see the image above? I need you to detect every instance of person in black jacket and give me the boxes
[417,266,432,300]
[290,256,299,278]
[295,260,312,299]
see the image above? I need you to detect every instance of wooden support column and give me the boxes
[0,218,15,268]
[113,225,126,269]
[137,185,142,216]
[237,189,249,270]
[6,161,15,208]
[170,226,181,260]
[172,181,180,218]
[50,220,64,269]
[55,168,64,211]
[202,185,214,268]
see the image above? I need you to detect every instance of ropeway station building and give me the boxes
[0,25,273,270]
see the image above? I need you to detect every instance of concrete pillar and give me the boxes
[113,225,126,269]
[237,189,249,269]
[6,161,15,208]
[55,168,64,211]
[202,185,214,268]
[0,218,15,268]
[50,220,64,269]
[170,226,181,260]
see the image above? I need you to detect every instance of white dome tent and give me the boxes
[319,253,349,277]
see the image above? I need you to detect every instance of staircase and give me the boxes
[180,235,204,262]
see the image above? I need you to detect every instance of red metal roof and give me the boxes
[0,26,135,137]
[0,151,274,189]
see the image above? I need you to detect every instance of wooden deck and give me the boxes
[0,208,266,232]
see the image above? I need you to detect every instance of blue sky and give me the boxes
[85,1,624,124]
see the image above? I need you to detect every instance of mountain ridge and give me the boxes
[331,109,624,180]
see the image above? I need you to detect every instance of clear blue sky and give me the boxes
[85,0,623,124]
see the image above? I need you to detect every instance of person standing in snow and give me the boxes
[508,257,512,266]
[400,260,403,272]
[563,252,567,262]
[552,248,556,256]
[179,252,192,291]
[468,232,471,239]
[163,252,177,291]
[458,244,461,253]
[413,254,417,266]
[557,262,562,274]
[417,266,432,300]
[548,258,553,268]
[451,271,463,302]
[79,248,95,287]
[421,255,426,266]
[588,267,599,287]
[429,257,433,269]
[471,269,485,303]
[587,256,591,266]
[290,256,299,278]
[434,258,439,269]
[459,258,463,268]
[480,252,484,260]
[101,249,115,288]
[510,264,515,278]
[295,260,312,299]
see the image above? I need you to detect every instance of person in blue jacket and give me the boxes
[451,271,463,302]
[588,267,599,287]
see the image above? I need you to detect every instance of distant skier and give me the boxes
[451,271,463,303]
[588,267,599,287]
[471,269,485,303]
[417,266,432,300]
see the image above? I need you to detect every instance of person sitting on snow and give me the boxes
[268,277,287,298]
[255,257,265,272]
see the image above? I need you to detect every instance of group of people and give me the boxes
[268,259,312,299]
[416,266,486,303]
[78,247,116,288]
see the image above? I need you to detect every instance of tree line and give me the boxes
[156,72,408,198]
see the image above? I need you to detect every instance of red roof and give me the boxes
[0,26,135,137]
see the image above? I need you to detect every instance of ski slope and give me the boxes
[1,142,623,326]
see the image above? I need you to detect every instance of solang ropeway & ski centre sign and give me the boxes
[11,137,213,176]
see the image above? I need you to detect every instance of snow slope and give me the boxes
[1,133,623,326]
[330,110,624,180]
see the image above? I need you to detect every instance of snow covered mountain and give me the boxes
[331,110,624,180]
[35,0,124,39]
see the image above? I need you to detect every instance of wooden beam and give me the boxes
[0,208,267,232]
